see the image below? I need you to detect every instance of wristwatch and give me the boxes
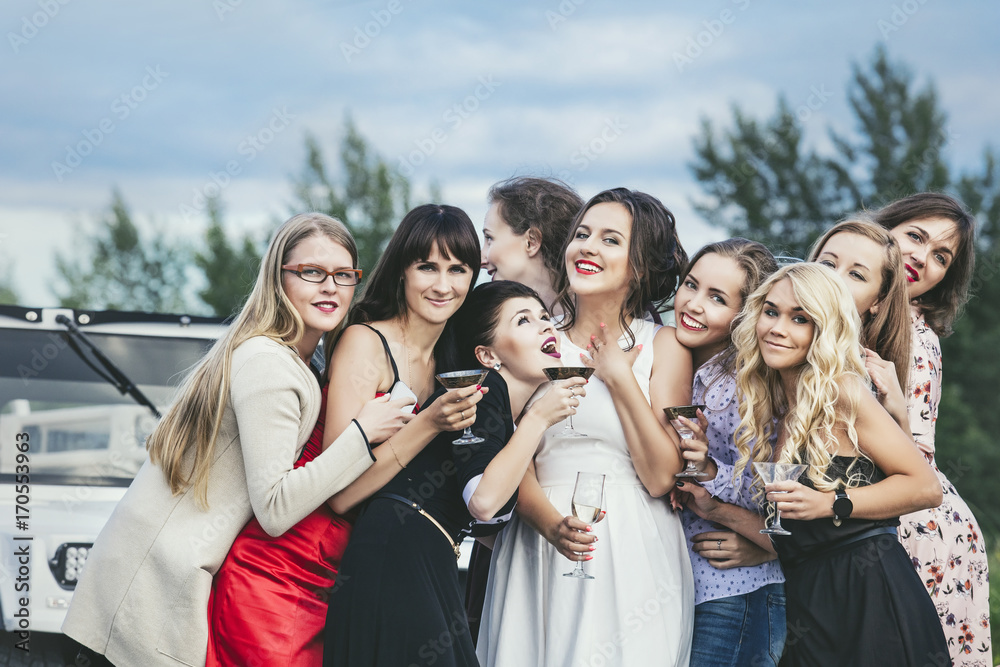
[832,490,853,526]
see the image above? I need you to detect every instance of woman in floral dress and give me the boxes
[876,193,992,665]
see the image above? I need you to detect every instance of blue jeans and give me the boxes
[690,583,786,667]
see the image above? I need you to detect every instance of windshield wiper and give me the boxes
[55,314,162,419]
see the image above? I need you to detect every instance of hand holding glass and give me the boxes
[753,462,809,536]
[564,471,605,579]
[435,370,488,445]
[543,367,595,437]
[665,405,707,478]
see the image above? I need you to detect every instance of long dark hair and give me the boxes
[451,281,546,370]
[488,177,583,286]
[555,188,687,348]
[873,192,976,337]
[347,203,481,371]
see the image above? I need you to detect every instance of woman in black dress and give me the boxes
[729,262,947,666]
[324,281,586,666]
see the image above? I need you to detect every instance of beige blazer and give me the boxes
[62,336,374,666]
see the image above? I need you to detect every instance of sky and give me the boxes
[2,0,999,309]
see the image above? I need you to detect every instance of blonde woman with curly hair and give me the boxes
[731,262,946,666]
[63,213,418,667]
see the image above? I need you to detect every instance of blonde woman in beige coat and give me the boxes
[62,213,482,667]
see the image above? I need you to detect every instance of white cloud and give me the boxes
[2,0,999,311]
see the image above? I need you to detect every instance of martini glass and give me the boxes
[435,370,489,445]
[564,472,605,579]
[542,367,595,437]
[664,405,708,478]
[753,462,809,536]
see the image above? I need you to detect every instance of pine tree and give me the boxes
[832,45,951,208]
[936,149,1000,538]
[689,97,858,259]
[194,195,262,318]
[291,117,412,275]
[54,190,189,312]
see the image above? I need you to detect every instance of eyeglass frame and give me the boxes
[281,264,363,286]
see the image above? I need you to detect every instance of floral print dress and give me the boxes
[898,307,992,665]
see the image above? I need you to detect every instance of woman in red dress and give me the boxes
[206,384,354,666]
[207,204,485,666]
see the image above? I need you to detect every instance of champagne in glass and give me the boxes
[564,471,605,579]
[543,367,595,438]
[753,462,809,536]
[664,405,708,478]
[436,370,489,445]
[572,502,602,523]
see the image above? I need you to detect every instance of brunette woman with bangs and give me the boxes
[478,188,695,667]
[321,204,495,665]
[875,193,991,664]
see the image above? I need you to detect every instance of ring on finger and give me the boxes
[460,410,466,419]
[716,539,722,550]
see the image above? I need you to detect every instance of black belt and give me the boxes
[783,525,898,569]
[375,493,462,560]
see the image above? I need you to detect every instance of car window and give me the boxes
[0,329,215,486]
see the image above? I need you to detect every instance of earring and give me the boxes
[493,361,502,371]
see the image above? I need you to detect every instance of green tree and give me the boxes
[831,45,951,208]
[936,148,1000,538]
[689,97,859,258]
[0,281,16,305]
[194,195,263,317]
[690,47,952,259]
[54,190,189,312]
[292,117,412,274]
[0,256,18,305]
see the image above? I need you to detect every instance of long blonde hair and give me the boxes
[147,213,358,507]
[732,263,870,498]
[808,218,911,391]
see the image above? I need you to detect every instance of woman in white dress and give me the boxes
[477,188,695,667]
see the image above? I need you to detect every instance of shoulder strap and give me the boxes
[355,323,401,384]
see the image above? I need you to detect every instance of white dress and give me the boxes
[477,320,694,667]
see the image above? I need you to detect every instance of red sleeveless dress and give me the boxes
[207,384,352,666]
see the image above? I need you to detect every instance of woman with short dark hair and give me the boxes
[324,280,584,665]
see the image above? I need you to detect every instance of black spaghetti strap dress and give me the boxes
[323,369,516,667]
[773,456,948,666]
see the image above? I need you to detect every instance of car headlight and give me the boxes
[48,543,92,590]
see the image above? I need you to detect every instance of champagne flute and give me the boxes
[564,471,605,579]
[435,370,489,445]
[542,367,595,437]
[664,404,708,478]
[753,462,809,535]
